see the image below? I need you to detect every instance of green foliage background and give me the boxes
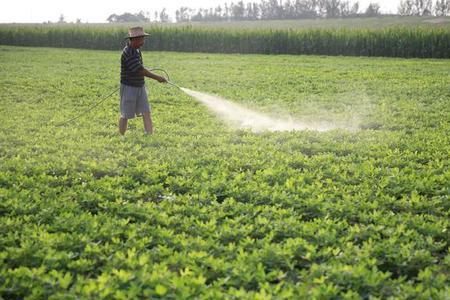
[0,46,449,298]
[1,24,450,58]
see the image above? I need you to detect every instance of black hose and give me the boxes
[54,87,119,127]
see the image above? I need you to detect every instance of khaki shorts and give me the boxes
[120,84,151,119]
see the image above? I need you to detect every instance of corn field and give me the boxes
[0,25,449,58]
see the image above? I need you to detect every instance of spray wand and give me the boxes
[150,68,181,89]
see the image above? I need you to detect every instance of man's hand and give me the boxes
[140,68,168,83]
[156,75,168,83]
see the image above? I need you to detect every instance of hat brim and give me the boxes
[124,33,150,40]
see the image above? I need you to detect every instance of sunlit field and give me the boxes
[0,45,449,298]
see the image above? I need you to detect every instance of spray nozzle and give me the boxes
[149,67,181,89]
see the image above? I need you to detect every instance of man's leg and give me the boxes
[119,117,128,135]
[142,112,153,134]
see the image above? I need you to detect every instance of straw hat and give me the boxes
[125,27,150,39]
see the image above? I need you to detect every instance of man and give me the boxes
[119,26,167,135]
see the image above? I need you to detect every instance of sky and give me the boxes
[1,0,402,23]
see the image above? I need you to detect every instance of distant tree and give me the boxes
[245,2,255,19]
[283,0,296,18]
[327,0,341,18]
[350,2,360,16]
[76,18,82,24]
[224,3,231,20]
[176,7,191,22]
[434,0,450,15]
[136,11,149,22]
[252,2,262,18]
[144,11,152,22]
[215,5,224,19]
[159,9,170,22]
[191,10,204,21]
[398,0,411,15]
[317,0,350,18]
[58,14,66,23]
[365,3,381,16]
[274,0,285,18]
[207,7,215,20]
[398,0,433,16]
[232,1,246,20]
[293,0,318,18]
[421,0,434,15]
[260,0,283,19]
[107,14,118,23]
[106,12,149,23]
[258,0,268,19]
[339,1,351,17]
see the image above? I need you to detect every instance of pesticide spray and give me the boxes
[156,70,340,132]
[161,70,354,132]
[180,88,338,132]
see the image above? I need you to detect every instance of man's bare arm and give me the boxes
[139,68,167,83]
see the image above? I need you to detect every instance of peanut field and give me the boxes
[0,45,449,299]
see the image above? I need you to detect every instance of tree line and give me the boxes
[107,10,170,23]
[399,0,450,16]
[175,0,379,22]
[105,0,450,23]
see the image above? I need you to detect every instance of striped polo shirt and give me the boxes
[120,44,145,87]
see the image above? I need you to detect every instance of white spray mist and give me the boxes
[181,88,355,132]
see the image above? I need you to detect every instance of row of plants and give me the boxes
[0,25,450,58]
